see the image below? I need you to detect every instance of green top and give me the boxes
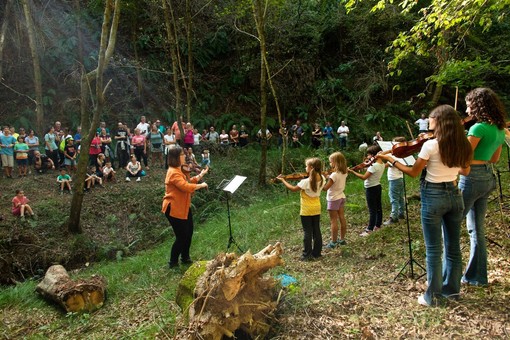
[468,122,506,161]
[57,174,71,181]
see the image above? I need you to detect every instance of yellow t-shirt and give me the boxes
[297,176,325,216]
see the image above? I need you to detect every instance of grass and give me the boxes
[1,145,509,338]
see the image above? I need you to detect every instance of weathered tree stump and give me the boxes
[36,264,107,313]
[177,242,284,340]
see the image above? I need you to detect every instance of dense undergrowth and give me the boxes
[0,144,509,338]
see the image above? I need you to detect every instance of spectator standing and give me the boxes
[219,129,229,145]
[63,138,78,173]
[373,131,383,144]
[337,121,349,149]
[14,136,29,177]
[183,123,195,148]
[136,116,151,137]
[131,128,148,170]
[278,120,289,148]
[44,126,59,169]
[171,116,186,145]
[239,125,249,147]
[311,123,322,149]
[25,129,39,169]
[156,119,166,134]
[73,126,82,147]
[148,123,164,168]
[415,114,430,133]
[115,122,130,169]
[229,125,239,147]
[205,126,220,144]
[323,121,334,151]
[164,127,177,168]
[89,133,102,167]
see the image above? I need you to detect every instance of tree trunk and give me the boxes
[177,243,284,339]
[36,265,107,313]
[66,0,121,234]
[21,0,44,134]
[430,82,442,107]
[185,0,193,122]
[132,27,144,101]
[0,0,13,81]
[162,0,181,113]
[253,0,269,186]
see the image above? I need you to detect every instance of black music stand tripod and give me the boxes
[394,174,426,281]
[218,175,247,253]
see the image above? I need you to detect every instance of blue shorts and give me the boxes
[64,158,77,166]
[327,198,346,211]
[16,158,28,166]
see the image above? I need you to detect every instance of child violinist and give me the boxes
[277,158,326,261]
[323,152,348,248]
[384,136,407,225]
[348,145,385,236]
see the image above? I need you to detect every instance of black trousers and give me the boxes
[134,147,148,167]
[301,214,322,258]
[165,205,194,265]
[365,184,382,230]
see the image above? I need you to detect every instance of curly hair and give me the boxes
[465,88,507,129]
[430,105,472,168]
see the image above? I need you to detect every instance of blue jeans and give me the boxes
[339,137,347,149]
[420,181,464,305]
[459,164,496,285]
[388,178,404,219]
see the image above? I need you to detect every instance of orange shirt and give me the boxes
[161,167,199,219]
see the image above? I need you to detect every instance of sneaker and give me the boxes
[373,226,382,231]
[136,177,141,182]
[181,258,193,265]
[360,229,372,237]
[169,262,179,269]
[69,191,73,195]
[125,177,131,182]
[325,241,337,249]
[337,239,347,245]
[20,216,26,222]
[417,294,430,306]
[60,190,64,195]
[383,217,398,225]
[300,255,312,262]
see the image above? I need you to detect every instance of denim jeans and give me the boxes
[388,178,404,219]
[339,137,347,149]
[365,185,382,230]
[459,164,496,285]
[420,181,464,305]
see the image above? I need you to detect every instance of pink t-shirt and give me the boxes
[12,196,29,214]
[131,135,146,148]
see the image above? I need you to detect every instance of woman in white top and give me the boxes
[164,127,176,169]
[378,105,472,307]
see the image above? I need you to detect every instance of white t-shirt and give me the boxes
[326,171,347,201]
[136,122,151,136]
[337,126,349,137]
[364,162,385,188]
[297,175,326,198]
[387,160,404,180]
[415,118,429,131]
[418,139,461,183]
[193,133,201,145]
[164,134,176,150]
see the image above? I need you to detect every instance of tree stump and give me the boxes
[177,242,284,339]
[36,264,107,313]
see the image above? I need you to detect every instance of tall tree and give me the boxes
[162,0,182,115]
[184,0,193,122]
[0,0,13,81]
[252,0,269,186]
[66,0,121,234]
[20,0,44,134]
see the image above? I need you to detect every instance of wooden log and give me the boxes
[36,264,107,313]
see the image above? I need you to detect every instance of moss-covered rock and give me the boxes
[175,260,208,316]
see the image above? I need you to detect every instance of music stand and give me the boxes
[218,175,247,253]
[377,141,426,280]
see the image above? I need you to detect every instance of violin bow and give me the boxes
[405,120,414,140]
[454,86,459,111]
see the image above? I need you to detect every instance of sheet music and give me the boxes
[377,140,416,166]
[223,175,247,194]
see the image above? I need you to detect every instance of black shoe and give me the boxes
[300,255,312,262]
[181,258,193,265]
[169,262,179,268]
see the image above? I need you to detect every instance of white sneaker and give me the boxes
[417,294,430,306]
[136,177,141,182]
[125,177,131,182]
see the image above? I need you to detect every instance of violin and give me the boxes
[391,132,434,159]
[271,171,331,183]
[462,115,477,130]
[349,156,376,171]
